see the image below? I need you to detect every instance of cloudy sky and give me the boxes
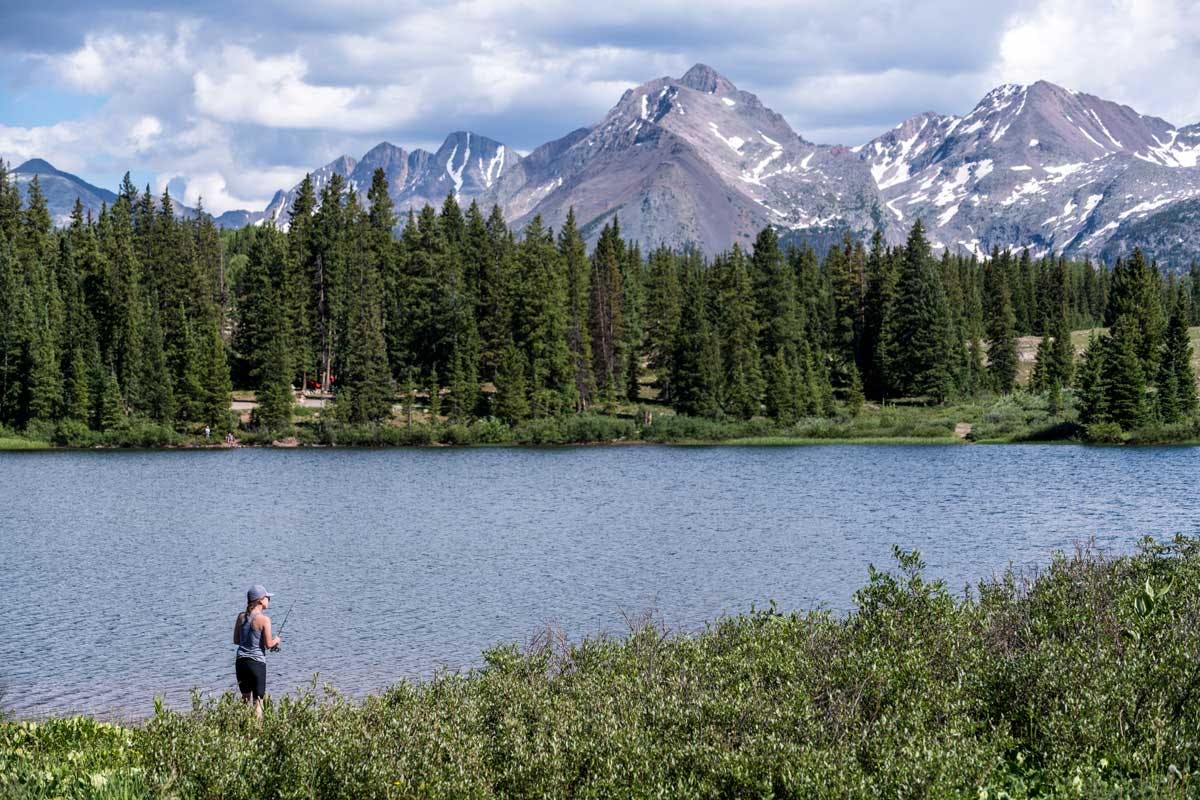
[2,0,1197,213]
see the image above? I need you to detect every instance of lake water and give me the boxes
[2,444,1198,718]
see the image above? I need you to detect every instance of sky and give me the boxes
[1,0,1198,214]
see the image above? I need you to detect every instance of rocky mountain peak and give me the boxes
[678,63,736,95]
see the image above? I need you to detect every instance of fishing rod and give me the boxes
[270,603,293,652]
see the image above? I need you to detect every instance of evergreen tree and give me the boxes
[1076,332,1108,425]
[335,202,393,424]
[513,216,572,415]
[559,209,595,410]
[621,242,646,403]
[763,348,801,423]
[493,342,530,423]
[716,246,763,419]
[1031,300,1074,394]
[1103,315,1146,430]
[1156,293,1197,422]
[588,219,624,401]
[139,301,176,424]
[1106,249,1164,376]
[644,245,682,402]
[882,220,955,401]
[983,249,1018,393]
[861,230,896,398]
[670,266,722,418]
[97,368,125,431]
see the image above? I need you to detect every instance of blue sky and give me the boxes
[2,0,1197,213]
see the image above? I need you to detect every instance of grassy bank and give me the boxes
[6,390,1200,450]
[5,538,1200,798]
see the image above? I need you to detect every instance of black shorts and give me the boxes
[235,657,267,699]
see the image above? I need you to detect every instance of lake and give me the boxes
[2,444,1197,718]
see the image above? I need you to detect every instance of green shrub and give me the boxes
[9,538,1200,797]
[1085,421,1127,444]
[52,419,96,447]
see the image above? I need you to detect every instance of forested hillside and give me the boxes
[0,160,1196,445]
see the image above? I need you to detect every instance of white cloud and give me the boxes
[129,116,163,151]
[6,0,1200,215]
[996,0,1200,125]
[193,46,425,131]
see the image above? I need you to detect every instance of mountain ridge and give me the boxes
[8,66,1200,264]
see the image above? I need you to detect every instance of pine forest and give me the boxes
[1,162,1197,446]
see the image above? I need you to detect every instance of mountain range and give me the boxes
[9,64,1200,265]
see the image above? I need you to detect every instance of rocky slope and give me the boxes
[262,133,520,229]
[480,64,885,252]
[859,80,1200,263]
[10,67,1200,263]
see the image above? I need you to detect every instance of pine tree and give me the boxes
[97,368,125,431]
[196,324,232,429]
[882,220,955,401]
[762,349,798,423]
[644,245,682,402]
[1156,292,1197,422]
[335,201,393,424]
[493,342,529,423]
[588,219,624,401]
[716,246,763,419]
[63,346,92,423]
[861,230,896,399]
[1103,314,1146,430]
[1076,332,1108,425]
[513,216,572,415]
[559,209,595,410]
[671,266,722,418]
[1031,300,1074,394]
[621,242,645,403]
[139,301,176,424]
[983,249,1018,393]
[1106,249,1164,376]
[0,231,31,425]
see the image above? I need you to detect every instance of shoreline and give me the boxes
[5,538,1198,797]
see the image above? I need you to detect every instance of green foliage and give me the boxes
[11,540,1200,797]
[3,158,1199,442]
[882,221,957,401]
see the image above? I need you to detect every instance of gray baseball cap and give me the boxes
[247,585,274,603]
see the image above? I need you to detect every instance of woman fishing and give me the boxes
[233,584,281,718]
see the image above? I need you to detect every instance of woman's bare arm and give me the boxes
[260,615,280,650]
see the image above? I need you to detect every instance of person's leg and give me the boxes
[252,661,266,720]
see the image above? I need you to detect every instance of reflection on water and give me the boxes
[1,444,1196,716]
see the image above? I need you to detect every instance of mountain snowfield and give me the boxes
[9,65,1200,264]
[859,80,1200,261]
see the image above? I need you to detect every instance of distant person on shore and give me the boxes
[233,584,280,718]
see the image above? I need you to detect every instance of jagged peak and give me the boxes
[362,141,405,157]
[678,63,735,94]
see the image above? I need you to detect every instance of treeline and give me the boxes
[1,159,1197,439]
[0,165,229,438]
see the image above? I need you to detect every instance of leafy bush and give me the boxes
[9,539,1200,797]
[1085,421,1127,444]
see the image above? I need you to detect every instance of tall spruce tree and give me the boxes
[1156,292,1197,422]
[882,220,955,401]
[983,248,1018,393]
[588,220,625,401]
[559,209,595,410]
[1102,314,1146,430]
[716,246,763,419]
[671,265,722,418]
